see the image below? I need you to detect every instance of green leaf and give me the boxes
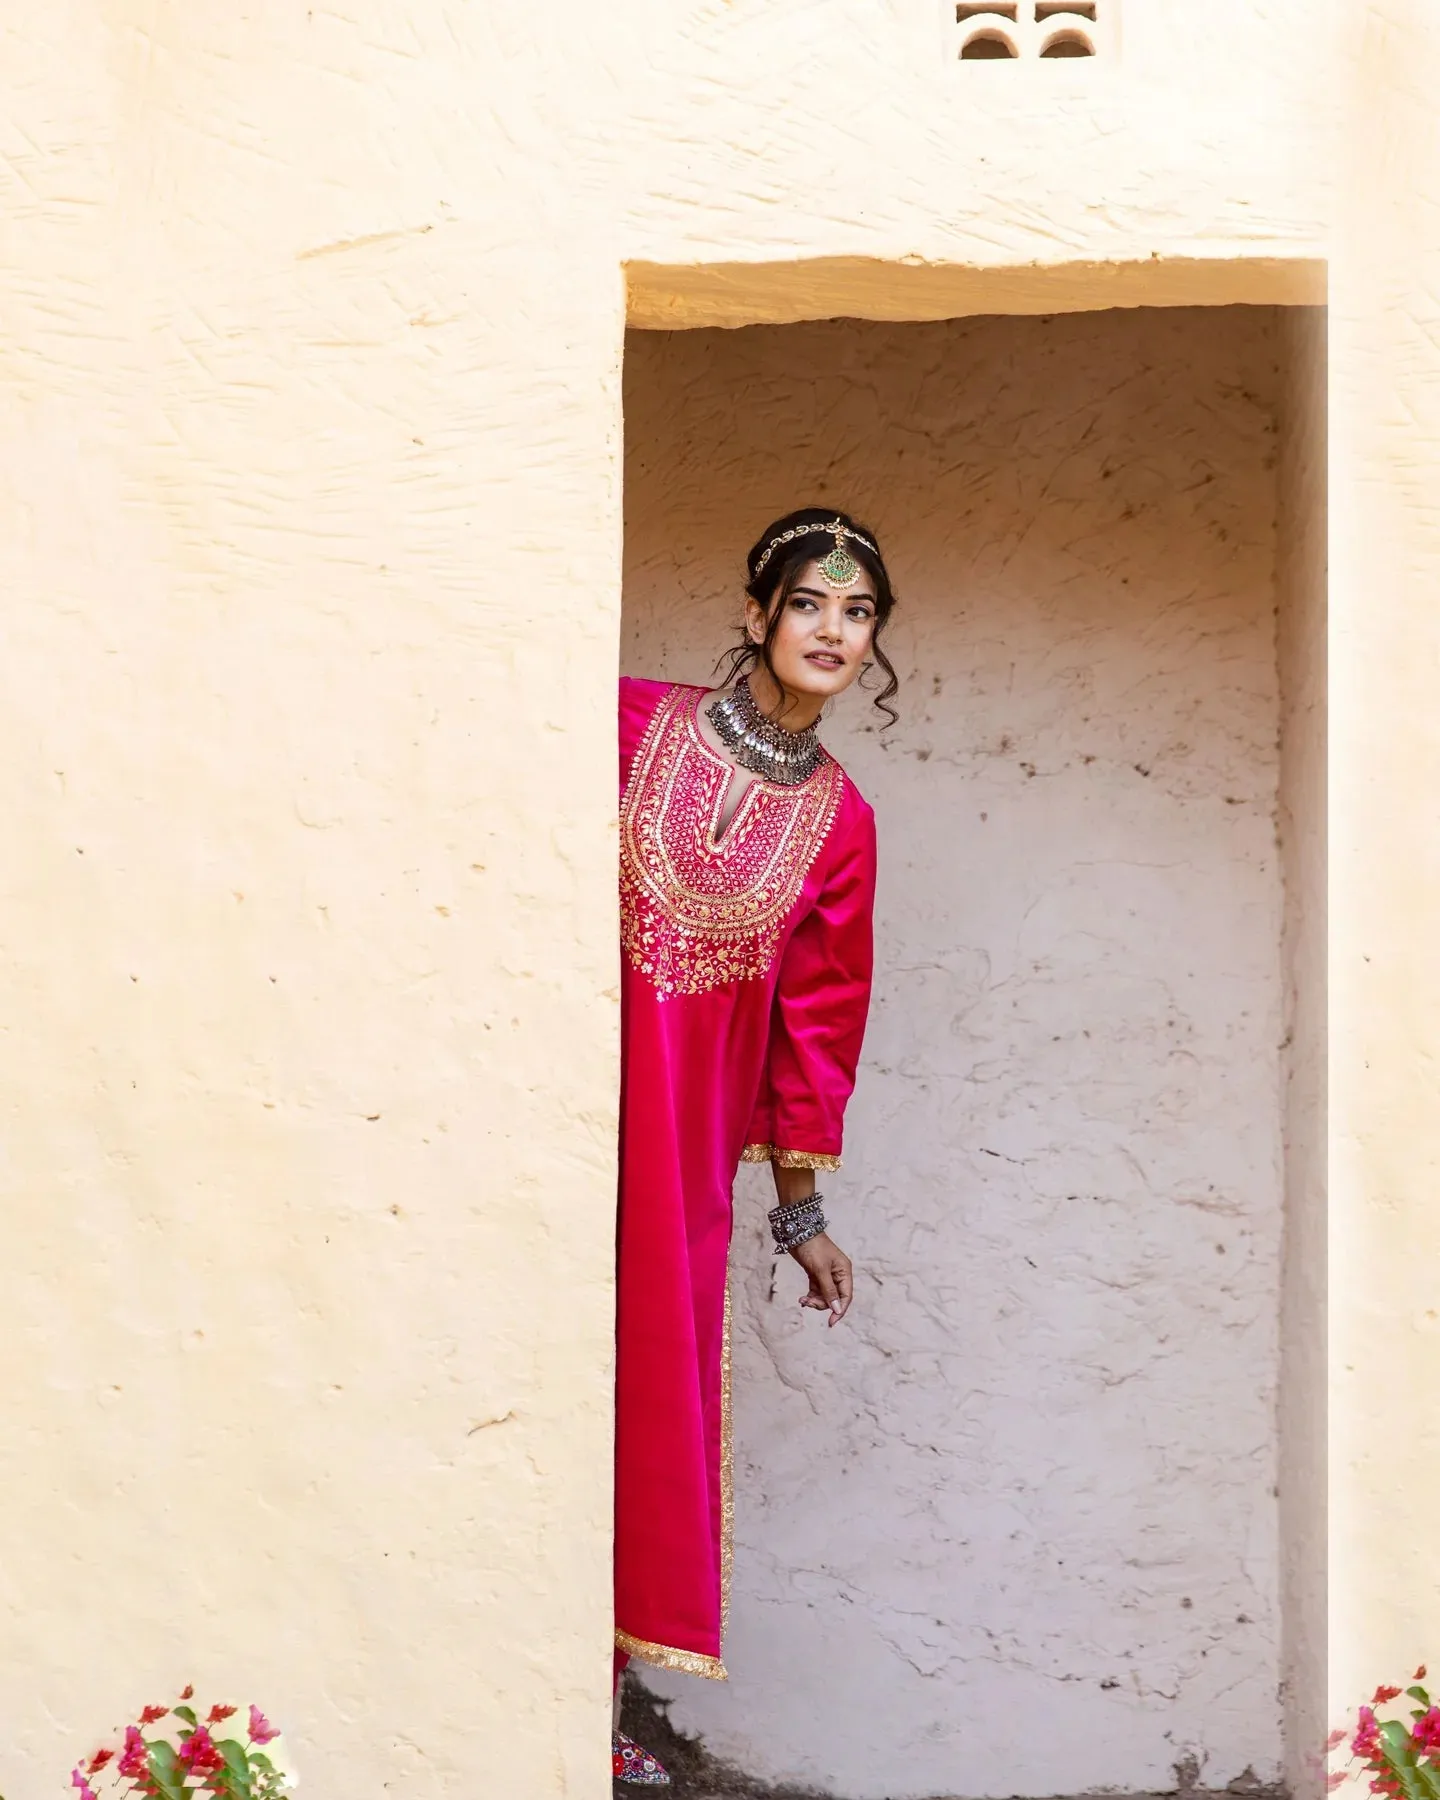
[1393,1762,1426,1800]
[218,1739,253,1800]
[1414,1760,1440,1800]
[1411,1689,1432,1707]
[146,1741,187,1800]
[1378,1722,1428,1800]
[173,1706,199,1728]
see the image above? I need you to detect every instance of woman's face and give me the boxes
[746,557,878,702]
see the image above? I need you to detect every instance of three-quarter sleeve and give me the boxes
[742,795,876,1170]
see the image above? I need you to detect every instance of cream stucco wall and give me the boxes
[21,0,1440,1794]
[623,308,1288,1799]
[1328,0,1440,1718]
[0,9,627,1794]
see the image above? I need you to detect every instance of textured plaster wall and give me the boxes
[1328,0,1440,1715]
[612,0,1329,287]
[0,7,627,1794]
[0,0,1347,1794]
[622,309,1286,1799]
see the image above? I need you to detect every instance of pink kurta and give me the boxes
[614,677,876,1679]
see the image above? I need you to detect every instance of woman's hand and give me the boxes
[790,1232,853,1327]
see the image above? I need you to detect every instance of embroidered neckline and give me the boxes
[680,693,827,849]
[620,686,844,999]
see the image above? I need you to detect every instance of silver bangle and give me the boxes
[768,1195,828,1255]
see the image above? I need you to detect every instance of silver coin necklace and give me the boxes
[705,673,824,788]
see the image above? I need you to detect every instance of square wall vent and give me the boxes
[952,1,1111,59]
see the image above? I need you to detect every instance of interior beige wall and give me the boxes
[623,309,1287,1799]
[1276,306,1328,1796]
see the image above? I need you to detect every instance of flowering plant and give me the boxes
[71,1687,293,1800]
[1329,1669,1440,1798]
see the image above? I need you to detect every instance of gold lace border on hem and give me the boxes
[615,1628,728,1682]
[740,1143,842,1171]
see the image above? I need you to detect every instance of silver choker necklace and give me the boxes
[706,674,824,786]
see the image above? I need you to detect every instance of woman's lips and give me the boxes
[805,652,844,668]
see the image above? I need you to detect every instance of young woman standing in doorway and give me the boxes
[612,507,898,1788]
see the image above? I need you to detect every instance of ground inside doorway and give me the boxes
[621,1681,1286,1800]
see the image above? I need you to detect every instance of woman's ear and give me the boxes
[744,596,767,645]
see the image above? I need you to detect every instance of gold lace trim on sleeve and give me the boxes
[740,1142,842,1171]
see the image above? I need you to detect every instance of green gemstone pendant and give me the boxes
[816,542,861,588]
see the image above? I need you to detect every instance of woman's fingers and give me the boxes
[830,1255,853,1326]
[790,1237,855,1324]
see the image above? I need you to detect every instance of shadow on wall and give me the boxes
[621,1676,1288,1800]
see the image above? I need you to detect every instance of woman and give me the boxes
[612,507,897,1789]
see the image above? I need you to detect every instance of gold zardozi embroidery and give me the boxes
[720,1284,733,1637]
[620,686,844,1000]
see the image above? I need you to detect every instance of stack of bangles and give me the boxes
[768,1194,828,1255]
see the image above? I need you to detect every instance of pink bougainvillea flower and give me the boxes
[1412,1708,1440,1756]
[208,1703,237,1724]
[248,1704,280,1745]
[118,1726,149,1780]
[179,1684,195,1701]
[177,1724,225,1775]
[1373,1686,1403,1705]
[1326,1772,1347,1791]
[1353,1707,1381,1760]
[87,1748,115,1773]
[71,1768,99,1800]
[139,1704,168,1725]
[1326,1729,1349,1751]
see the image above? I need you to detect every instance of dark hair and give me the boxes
[715,506,899,728]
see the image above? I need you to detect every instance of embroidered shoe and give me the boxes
[613,1730,671,1787]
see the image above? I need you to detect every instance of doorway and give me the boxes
[620,303,1324,1800]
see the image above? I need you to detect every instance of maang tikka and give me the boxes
[816,539,862,589]
[751,517,877,590]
